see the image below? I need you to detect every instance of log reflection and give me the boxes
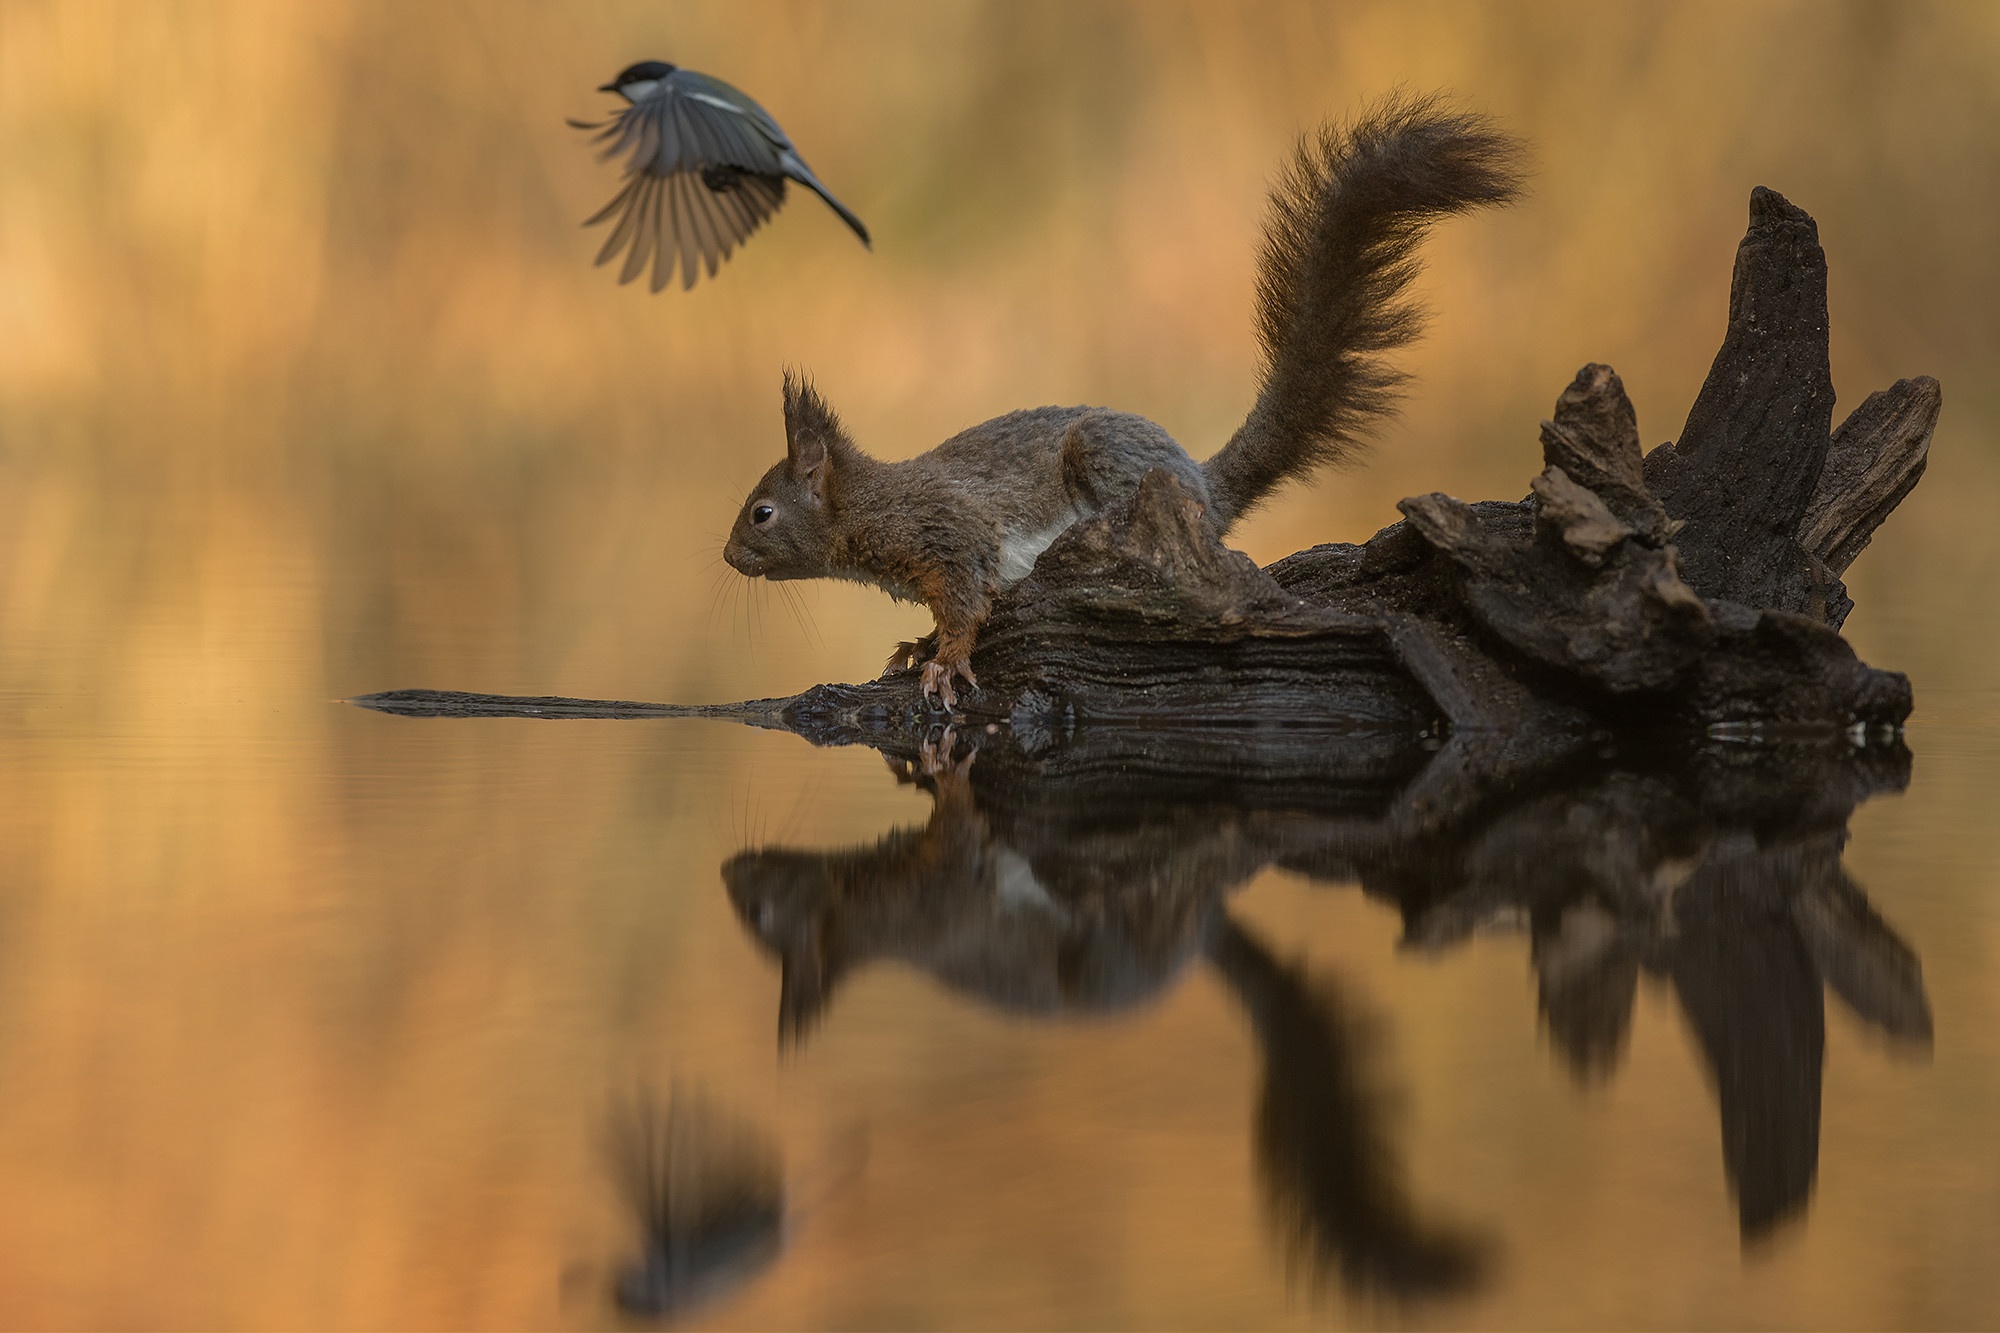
[1283,746,1932,1240]
[724,727,1928,1273]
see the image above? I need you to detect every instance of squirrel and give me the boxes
[722,93,1525,708]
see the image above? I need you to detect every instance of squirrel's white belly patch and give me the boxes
[993,846,1068,920]
[996,515,1077,585]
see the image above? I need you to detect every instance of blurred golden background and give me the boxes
[0,1,1997,1327]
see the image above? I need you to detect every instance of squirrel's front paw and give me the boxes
[919,656,978,711]
[917,729,976,779]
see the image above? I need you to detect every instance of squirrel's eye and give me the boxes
[752,504,775,525]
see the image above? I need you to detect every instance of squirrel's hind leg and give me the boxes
[1057,412,1115,511]
[880,622,976,710]
[882,638,927,675]
[1060,410,1208,514]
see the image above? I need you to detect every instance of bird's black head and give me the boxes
[599,59,676,99]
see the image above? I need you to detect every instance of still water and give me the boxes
[1,579,1995,1328]
[5,2,2000,1328]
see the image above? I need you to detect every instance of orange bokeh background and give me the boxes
[1,3,1997,1326]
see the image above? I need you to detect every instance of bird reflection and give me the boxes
[722,724,1929,1274]
[602,1086,785,1318]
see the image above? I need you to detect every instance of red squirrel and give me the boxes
[723,94,1525,708]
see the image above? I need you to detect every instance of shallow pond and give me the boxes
[0,596,1994,1328]
[4,4,2000,1327]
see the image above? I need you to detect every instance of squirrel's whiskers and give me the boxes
[704,565,741,635]
[772,580,822,647]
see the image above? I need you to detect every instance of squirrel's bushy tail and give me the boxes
[1203,93,1526,532]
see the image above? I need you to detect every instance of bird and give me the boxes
[569,60,871,292]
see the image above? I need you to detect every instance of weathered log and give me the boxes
[777,187,1925,750]
[351,690,793,723]
[1642,188,1838,618]
[1804,376,1940,585]
[355,186,1937,773]
[1538,361,1674,542]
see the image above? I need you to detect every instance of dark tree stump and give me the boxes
[762,187,1930,760]
[1642,188,1838,617]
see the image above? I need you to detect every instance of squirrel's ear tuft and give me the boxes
[782,368,843,501]
[783,368,846,450]
[778,933,838,1047]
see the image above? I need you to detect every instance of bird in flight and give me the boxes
[570,60,871,292]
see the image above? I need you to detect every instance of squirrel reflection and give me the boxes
[725,750,1218,1039]
[725,746,1487,1299]
[725,732,1932,1267]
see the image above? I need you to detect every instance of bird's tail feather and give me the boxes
[1203,93,1526,532]
[782,155,872,249]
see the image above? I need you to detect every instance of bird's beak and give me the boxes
[597,81,620,93]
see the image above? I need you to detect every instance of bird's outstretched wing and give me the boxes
[569,70,792,292]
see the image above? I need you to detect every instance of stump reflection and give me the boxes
[724,728,1928,1284]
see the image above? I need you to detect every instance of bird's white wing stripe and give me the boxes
[685,90,752,118]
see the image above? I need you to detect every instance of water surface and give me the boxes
[3,3,1999,1327]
